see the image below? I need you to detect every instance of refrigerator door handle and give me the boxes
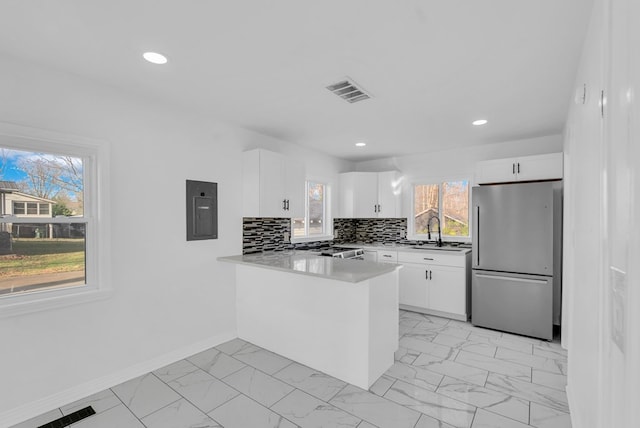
[473,206,480,267]
[475,273,549,285]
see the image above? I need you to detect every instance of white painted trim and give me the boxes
[0,330,237,428]
[0,121,112,316]
[566,383,582,428]
[405,176,473,241]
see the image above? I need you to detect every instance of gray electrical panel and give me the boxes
[186,180,218,241]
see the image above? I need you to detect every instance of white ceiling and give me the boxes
[0,1,593,161]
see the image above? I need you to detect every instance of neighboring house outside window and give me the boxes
[1,189,56,238]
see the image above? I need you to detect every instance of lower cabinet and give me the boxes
[397,251,471,320]
[427,264,466,315]
[399,263,429,308]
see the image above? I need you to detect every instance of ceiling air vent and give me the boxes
[326,78,372,103]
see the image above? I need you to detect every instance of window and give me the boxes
[39,203,49,215]
[0,122,110,316]
[12,202,25,214]
[292,181,330,240]
[26,202,38,215]
[412,180,470,239]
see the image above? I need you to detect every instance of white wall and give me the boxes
[353,134,563,241]
[563,0,640,426]
[354,134,563,178]
[0,53,350,425]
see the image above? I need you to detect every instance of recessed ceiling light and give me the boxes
[472,119,488,126]
[355,142,366,147]
[143,52,168,65]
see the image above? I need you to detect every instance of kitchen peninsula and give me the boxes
[218,251,400,389]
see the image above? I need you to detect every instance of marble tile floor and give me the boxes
[13,310,570,428]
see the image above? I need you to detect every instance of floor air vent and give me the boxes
[326,78,372,103]
[38,406,96,428]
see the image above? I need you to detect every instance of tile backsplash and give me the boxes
[242,217,419,254]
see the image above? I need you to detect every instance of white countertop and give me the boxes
[218,251,400,283]
[340,242,472,254]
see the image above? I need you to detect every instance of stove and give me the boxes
[319,247,365,260]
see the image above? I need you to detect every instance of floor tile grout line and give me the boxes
[385,376,480,419]
[156,368,241,417]
[269,386,369,428]
[212,390,300,428]
[107,384,148,427]
[495,345,569,365]
[490,352,565,379]
[482,374,570,413]
[27,315,569,428]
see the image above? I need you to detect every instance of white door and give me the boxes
[399,263,429,308]
[259,150,286,217]
[377,171,399,218]
[475,157,518,184]
[427,265,466,316]
[284,162,305,218]
[354,172,378,218]
[515,153,563,182]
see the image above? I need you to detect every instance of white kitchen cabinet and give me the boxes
[427,264,466,315]
[397,250,471,320]
[339,171,401,218]
[242,149,305,218]
[363,250,377,262]
[377,250,398,263]
[399,263,429,309]
[475,153,563,184]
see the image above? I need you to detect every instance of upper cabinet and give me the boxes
[339,171,401,218]
[242,149,305,218]
[475,153,563,184]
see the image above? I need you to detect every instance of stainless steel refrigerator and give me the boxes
[471,181,562,340]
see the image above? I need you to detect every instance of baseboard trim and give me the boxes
[566,383,581,428]
[0,330,236,427]
[399,304,467,322]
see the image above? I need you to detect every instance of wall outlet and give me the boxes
[283,231,290,243]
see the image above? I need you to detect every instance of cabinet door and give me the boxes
[516,153,563,182]
[475,158,518,184]
[259,149,287,217]
[363,250,377,262]
[354,172,378,218]
[377,171,400,218]
[427,265,466,316]
[399,263,429,308]
[285,162,305,218]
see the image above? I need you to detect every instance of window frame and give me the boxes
[291,179,333,244]
[407,175,472,243]
[0,122,111,317]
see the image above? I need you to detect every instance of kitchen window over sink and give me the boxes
[0,122,111,317]
[410,180,470,240]
[292,181,331,242]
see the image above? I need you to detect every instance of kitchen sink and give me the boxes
[410,246,465,252]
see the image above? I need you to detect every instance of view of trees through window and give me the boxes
[0,146,86,297]
[414,181,469,237]
[292,181,325,238]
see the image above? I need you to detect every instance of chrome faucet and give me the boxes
[427,216,443,247]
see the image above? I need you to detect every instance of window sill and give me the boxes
[0,286,113,318]
[291,235,334,244]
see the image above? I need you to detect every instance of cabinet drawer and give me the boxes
[377,250,398,263]
[397,250,465,267]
